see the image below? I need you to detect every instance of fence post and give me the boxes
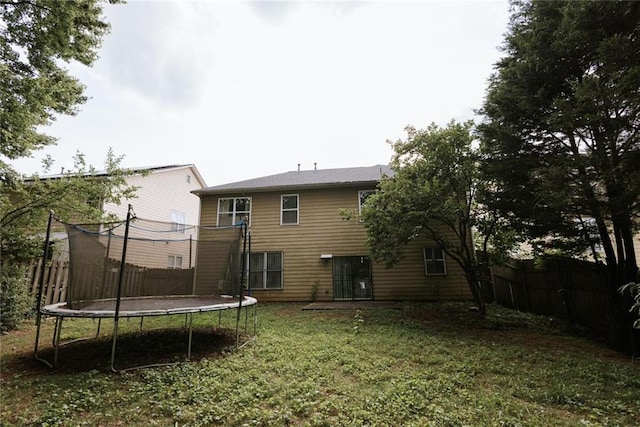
[30,259,43,296]
[518,260,530,312]
[556,258,573,322]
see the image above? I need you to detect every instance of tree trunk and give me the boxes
[465,271,486,316]
[605,215,639,356]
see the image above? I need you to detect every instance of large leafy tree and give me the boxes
[1,0,125,256]
[1,0,120,160]
[361,121,516,315]
[0,0,128,330]
[478,0,640,352]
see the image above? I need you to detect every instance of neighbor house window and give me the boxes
[358,190,375,219]
[170,210,186,233]
[423,247,446,275]
[218,197,251,226]
[167,255,183,269]
[281,194,299,225]
[247,252,283,290]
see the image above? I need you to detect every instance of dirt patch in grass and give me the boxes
[4,327,243,375]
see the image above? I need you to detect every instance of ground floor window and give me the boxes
[247,251,283,289]
[423,247,446,275]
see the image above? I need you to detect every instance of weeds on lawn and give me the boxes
[1,302,639,426]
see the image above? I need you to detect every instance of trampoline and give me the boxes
[34,205,258,372]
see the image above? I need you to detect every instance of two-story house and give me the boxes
[193,164,472,302]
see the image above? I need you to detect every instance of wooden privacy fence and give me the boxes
[490,258,610,334]
[28,259,194,306]
[29,259,69,306]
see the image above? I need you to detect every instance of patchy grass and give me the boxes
[1,302,638,426]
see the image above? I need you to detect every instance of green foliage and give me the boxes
[478,0,640,279]
[0,0,121,158]
[362,121,517,314]
[619,282,640,329]
[0,265,33,332]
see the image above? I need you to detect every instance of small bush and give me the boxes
[1,265,34,332]
[619,282,640,329]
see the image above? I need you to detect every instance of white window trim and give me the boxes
[280,194,299,226]
[217,197,252,227]
[423,246,447,276]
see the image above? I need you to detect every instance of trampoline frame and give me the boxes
[33,206,257,372]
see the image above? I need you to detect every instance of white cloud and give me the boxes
[11,0,510,186]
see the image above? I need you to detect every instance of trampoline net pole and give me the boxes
[110,204,133,373]
[235,221,248,347]
[33,211,54,367]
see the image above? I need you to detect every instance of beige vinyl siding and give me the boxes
[198,185,472,302]
[103,166,202,227]
[90,229,196,270]
[100,166,203,269]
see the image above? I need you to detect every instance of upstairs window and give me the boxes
[218,197,251,226]
[281,194,299,225]
[170,210,186,233]
[424,247,446,275]
[358,190,375,219]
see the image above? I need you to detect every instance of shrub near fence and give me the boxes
[490,258,610,335]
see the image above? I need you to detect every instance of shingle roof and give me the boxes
[27,164,207,187]
[194,164,393,195]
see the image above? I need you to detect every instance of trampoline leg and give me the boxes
[253,304,257,336]
[53,316,63,367]
[96,318,102,337]
[235,307,242,349]
[140,317,144,331]
[187,313,194,360]
[34,312,54,369]
[110,319,120,373]
[52,315,60,346]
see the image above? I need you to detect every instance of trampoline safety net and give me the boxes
[60,215,244,309]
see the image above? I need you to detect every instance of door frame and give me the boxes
[332,255,373,301]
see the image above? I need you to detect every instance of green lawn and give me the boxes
[1,302,639,426]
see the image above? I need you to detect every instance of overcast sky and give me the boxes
[13,0,510,187]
